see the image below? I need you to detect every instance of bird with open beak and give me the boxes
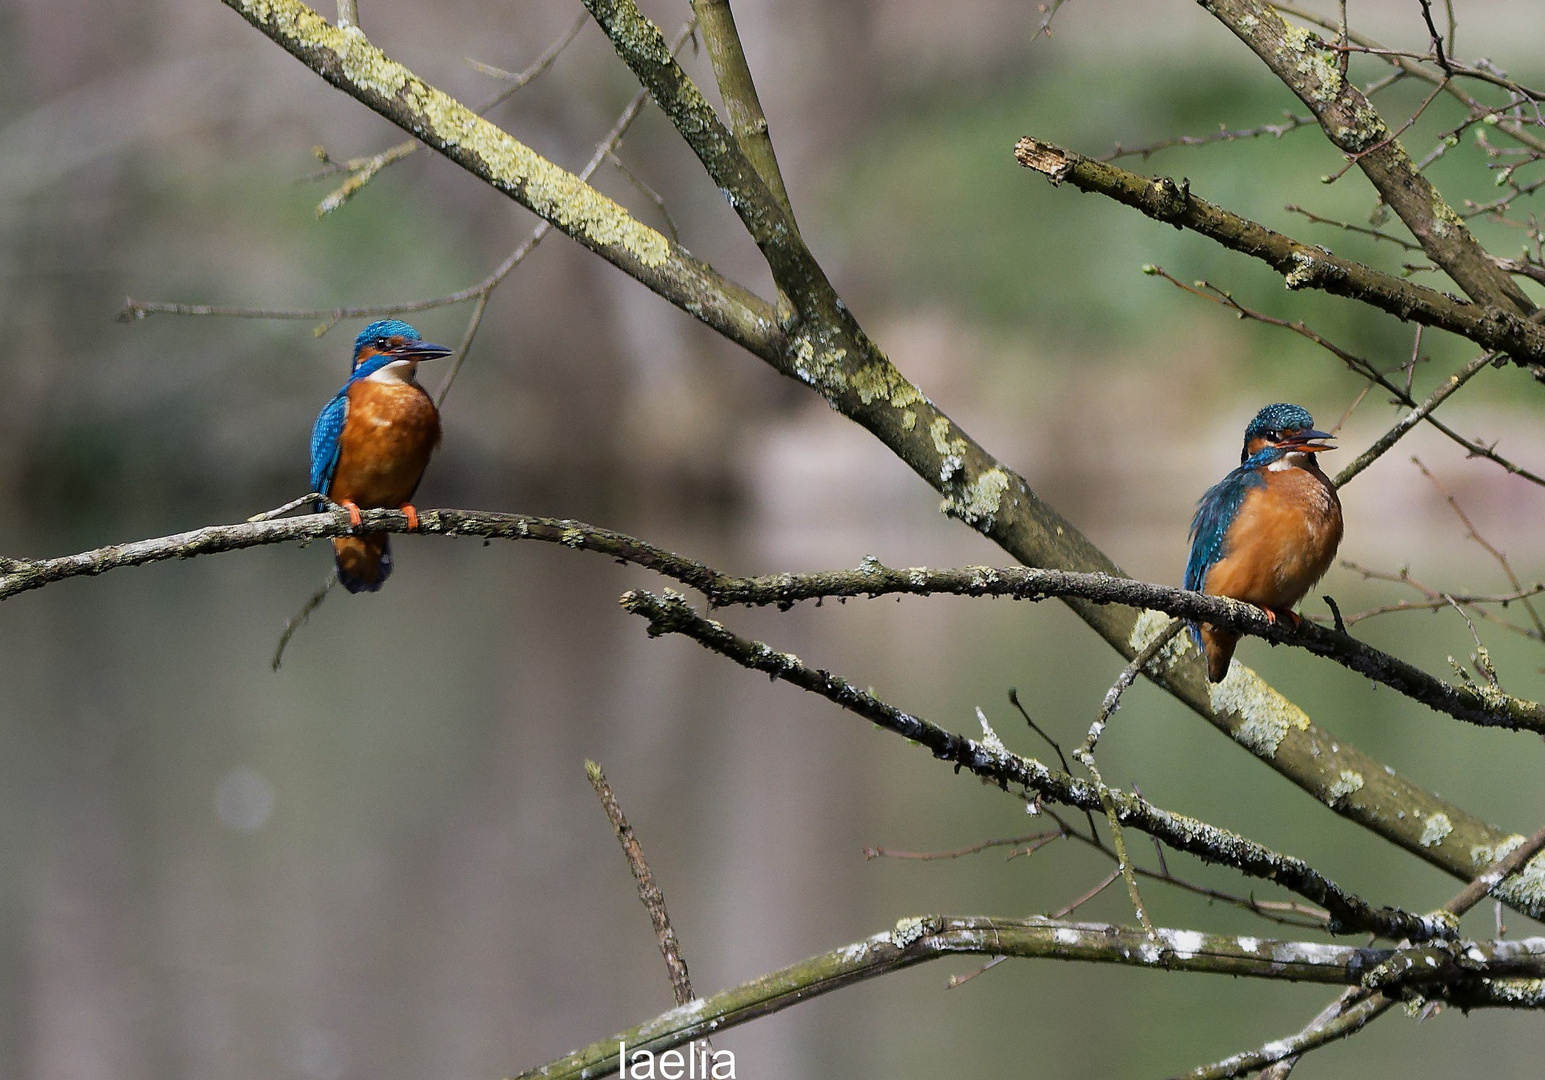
[1184,403,1343,682]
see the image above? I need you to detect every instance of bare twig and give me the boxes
[1331,351,1494,487]
[1414,456,1545,640]
[1143,266,1545,488]
[1104,113,1313,161]
[1284,203,1422,251]
[270,573,336,671]
[586,760,697,1007]
[467,13,588,109]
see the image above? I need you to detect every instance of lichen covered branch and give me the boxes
[1015,137,1545,369]
[513,915,1545,1079]
[618,588,1461,939]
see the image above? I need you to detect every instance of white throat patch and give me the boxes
[364,358,419,385]
[1267,451,1314,472]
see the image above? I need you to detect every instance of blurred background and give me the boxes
[1,0,1543,1076]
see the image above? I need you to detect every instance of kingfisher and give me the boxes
[309,319,452,592]
[1184,403,1343,682]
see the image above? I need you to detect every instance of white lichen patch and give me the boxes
[891,917,929,948]
[1129,608,1195,672]
[1495,848,1545,915]
[1054,928,1081,946]
[1471,833,1526,868]
[1208,663,1311,759]
[1326,770,1365,803]
[1420,812,1454,848]
[975,707,1007,755]
[941,468,1010,529]
[1164,929,1206,960]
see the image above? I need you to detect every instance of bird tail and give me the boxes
[1198,625,1238,683]
[333,534,393,593]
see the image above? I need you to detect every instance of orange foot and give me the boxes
[399,504,420,531]
[340,499,363,527]
[1262,607,1301,629]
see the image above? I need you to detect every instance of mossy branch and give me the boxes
[1015,137,1545,369]
[1201,0,1535,317]
[218,0,781,359]
[215,0,1545,934]
[7,507,1538,732]
[513,915,1545,1079]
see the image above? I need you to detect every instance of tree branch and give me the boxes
[10,508,1540,732]
[211,0,1545,934]
[218,0,781,359]
[688,0,799,232]
[1201,0,1535,317]
[513,915,1545,1079]
[586,761,699,1007]
[619,588,1459,940]
[1015,137,1545,370]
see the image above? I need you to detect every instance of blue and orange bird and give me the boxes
[1184,403,1343,682]
[310,320,452,593]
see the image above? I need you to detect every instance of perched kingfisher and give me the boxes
[1184,403,1343,682]
[310,320,452,592]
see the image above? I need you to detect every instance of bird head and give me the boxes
[350,320,453,382]
[1240,402,1335,464]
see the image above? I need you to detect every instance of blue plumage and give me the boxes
[309,393,348,497]
[308,354,406,498]
[354,319,421,358]
[1241,403,1314,463]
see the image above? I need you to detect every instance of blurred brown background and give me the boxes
[1,1,1543,1077]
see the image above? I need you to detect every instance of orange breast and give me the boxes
[1204,464,1342,612]
[330,379,441,510]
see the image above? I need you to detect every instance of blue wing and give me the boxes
[309,390,349,496]
[1185,467,1263,592]
[1185,467,1259,650]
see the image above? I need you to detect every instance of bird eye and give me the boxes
[1267,429,1281,441]
[376,336,390,349]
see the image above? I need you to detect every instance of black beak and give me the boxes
[1278,428,1336,453]
[390,340,454,361]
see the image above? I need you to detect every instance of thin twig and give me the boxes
[1331,351,1494,487]
[270,572,336,671]
[586,760,698,1007]
[1414,455,1545,640]
[1144,266,1545,488]
[1104,114,1313,161]
[1284,203,1422,251]
[467,13,588,110]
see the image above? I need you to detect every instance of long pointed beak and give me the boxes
[390,341,454,361]
[1278,428,1336,453]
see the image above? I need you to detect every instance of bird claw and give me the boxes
[399,504,420,531]
[1260,607,1301,629]
[340,500,363,527]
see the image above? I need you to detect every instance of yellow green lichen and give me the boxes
[1128,608,1195,672]
[849,361,921,408]
[1280,21,1343,101]
[237,0,671,268]
[1207,663,1311,759]
[941,468,1010,528]
[930,417,966,458]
